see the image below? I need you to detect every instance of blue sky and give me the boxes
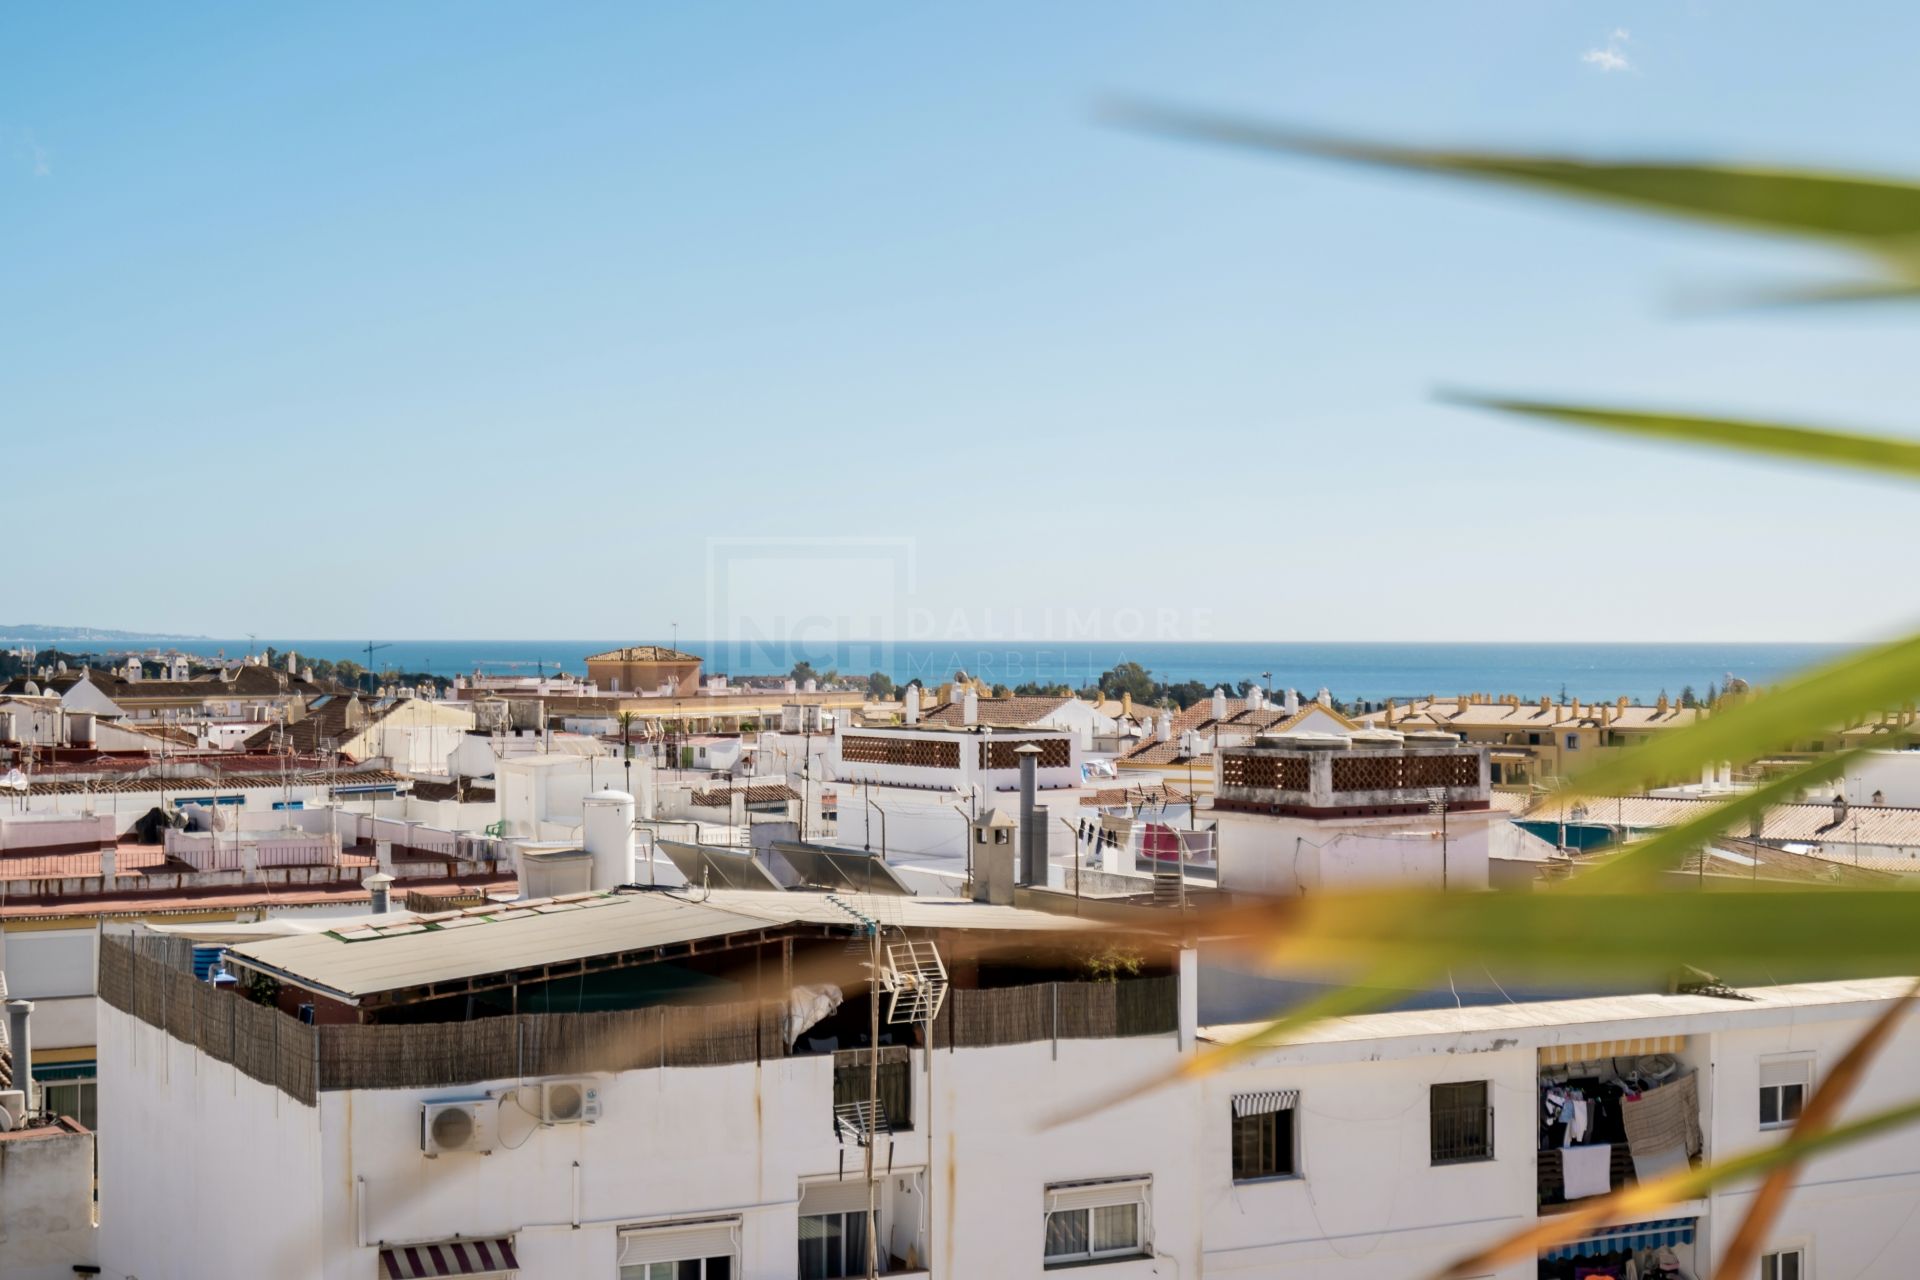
[6,3,1919,643]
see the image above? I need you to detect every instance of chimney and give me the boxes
[1384,697,1397,726]
[1247,685,1264,711]
[1702,762,1715,788]
[1456,694,1469,714]
[5,1000,32,1112]
[1016,743,1043,887]
[1211,688,1228,722]
[1718,761,1732,787]
[1121,691,1133,719]
[961,688,978,726]
[1617,695,1629,711]
[1157,710,1173,742]
[903,684,921,725]
[366,872,395,914]
[1657,693,1670,715]
[1283,688,1299,716]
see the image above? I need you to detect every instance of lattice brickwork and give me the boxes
[1330,753,1478,793]
[1220,753,1311,792]
[979,738,1072,770]
[840,735,960,769]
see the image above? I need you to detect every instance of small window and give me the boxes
[1527,732,1543,746]
[1043,1179,1149,1267]
[1564,734,1580,750]
[1761,1247,1804,1280]
[1760,1057,1812,1130]
[1431,1080,1493,1164]
[833,1058,913,1132]
[1230,1091,1297,1181]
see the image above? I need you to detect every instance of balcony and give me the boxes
[1214,735,1490,820]
[1536,1041,1702,1211]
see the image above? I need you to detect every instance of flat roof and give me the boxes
[227,887,1090,1003]
[1199,976,1916,1052]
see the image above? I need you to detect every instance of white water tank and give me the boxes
[581,789,636,890]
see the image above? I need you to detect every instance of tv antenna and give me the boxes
[363,641,390,693]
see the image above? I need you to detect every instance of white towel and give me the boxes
[1562,1143,1614,1200]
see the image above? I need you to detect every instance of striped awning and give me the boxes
[1232,1089,1298,1118]
[1542,1217,1695,1262]
[380,1238,517,1278]
[1539,1036,1686,1067]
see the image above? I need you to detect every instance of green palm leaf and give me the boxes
[1531,631,1920,799]
[1438,1086,1920,1277]
[1108,102,1920,269]
[1447,393,1920,483]
[1573,751,1865,892]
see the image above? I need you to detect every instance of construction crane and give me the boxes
[363,642,391,693]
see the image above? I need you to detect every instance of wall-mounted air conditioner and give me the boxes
[539,1079,602,1126]
[421,1099,493,1155]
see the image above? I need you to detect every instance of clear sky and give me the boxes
[7,3,1919,644]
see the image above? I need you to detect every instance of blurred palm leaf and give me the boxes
[1447,393,1920,483]
[1572,750,1864,892]
[1716,981,1920,1278]
[1438,1086,1920,1277]
[1533,631,1920,799]
[1245,887,1920,982]
[1109,103,1920,272]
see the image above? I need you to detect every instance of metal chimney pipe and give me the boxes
[365,872,395,915]
[1015,743,1042,887]
[5,1000,33,1112]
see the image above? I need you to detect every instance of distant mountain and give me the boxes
[0,624,212,644]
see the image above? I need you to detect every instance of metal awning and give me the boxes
[1232,1089,1298,1118]
[380,1238,518,1278]
[1539,1035,1685,1066]
[1542,1216,1695,1261]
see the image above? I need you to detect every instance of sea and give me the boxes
[40,639,1845,704]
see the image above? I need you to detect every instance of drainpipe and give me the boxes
[5,1000,33,1112]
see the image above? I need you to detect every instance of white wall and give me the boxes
[0,1125,96,1279]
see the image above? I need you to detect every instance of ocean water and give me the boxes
[63,638,1842,704]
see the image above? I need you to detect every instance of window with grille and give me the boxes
[833,1059,912,1132]
[1761,1247,1804,1280]
[1043,1179,1149,1267]
[1430,1080,1493,1164]
[1760,1056,1812,1130]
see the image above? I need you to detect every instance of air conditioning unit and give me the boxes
[421,1100,493,1156]
[539,1079,602,1126]
[0,1089,26,1131]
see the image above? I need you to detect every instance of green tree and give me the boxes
[790,660,819,685]
[1097,662,1156,703]
[1679,685,1698,708]
[867,671,896,700]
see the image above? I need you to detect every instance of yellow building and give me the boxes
[584,646,703,696]
[1381,693,1705,787]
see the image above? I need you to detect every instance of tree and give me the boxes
[1679,685,1698,708]
[1704,682,1719,708]
[867,671,896,700]
[791,660,819,685]
[1098,662,1156,703]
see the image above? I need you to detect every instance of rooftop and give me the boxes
[585,646,702,663]
[228,887,1091,1004]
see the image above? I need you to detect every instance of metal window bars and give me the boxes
[834,1099,892,1147]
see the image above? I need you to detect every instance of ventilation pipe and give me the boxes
[1015,743,1042,887]
[903,684,921,725]
[582,788,637,890]
[365,872,395,914]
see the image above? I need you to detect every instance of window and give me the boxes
[1230,1090,1297,1181]
[1527,732,1544,746]
[799,1210,869,1279]
[1760,1057,1812,1130]
[33,1063,97,1131]
[1431,1081,1493,1164]
[617,1220,738,1280]
[1043,1179,1149,1267]
[833,1058,912,1132]
[1564,734,1580,750]
[1761,1248,1804,1280]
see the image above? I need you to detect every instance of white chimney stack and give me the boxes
[1718,761,1732,787]
[1211,688,1228,721]
[1317,687,1332,708]
[1157,710,1173,742]
[1283,688,1300,716]
[1248,686,1264,711]
[904,684,921,725]
[961,688,978,726]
